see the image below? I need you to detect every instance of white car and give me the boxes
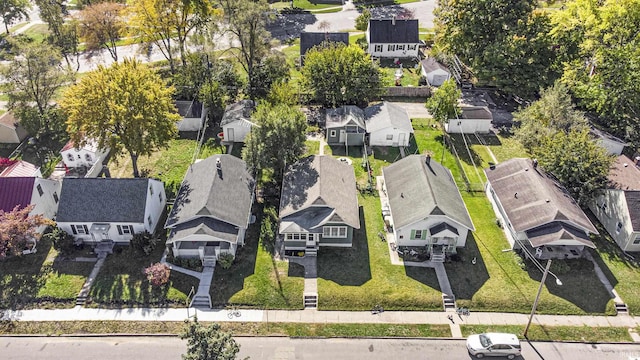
[466,332,521,359]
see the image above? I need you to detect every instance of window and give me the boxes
[616,222,623,234]
[117,225,133,235]
[67,154,74,162]
[634,236,640,245]
[53,192,59,203]
[386,134,393,141]
[149,185,154,196]
[323,226,348,238]
[374,44,382,52]
[37,184,43,197]
[414,230,423,239]
[147,216,152,226]
[85,154,92,162]
[408,44,416,50]
[396,44,405,51]
[71,224,88,235]
[330,130,337,137]
[387,44,395,51]
[159,192,163,202]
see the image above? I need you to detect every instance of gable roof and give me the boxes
[56,178,151,223]
[220,100,256,126]
[365,101,414,133]
[607,155,640,191]
[460,106,493,120]
[326,106,366,130]
[368,19,419,44]
[421,58,449,74]
[300,32,349,57]
[0,111,19,130]
[484,158,597,234]
[175,100,203,118]
[279,155,359,229]
[526,222,595,248]
[170,217,239,243]
[382,155,474,230]
[166,154,254,229]
[0,177,35,212]
[0,161,39,177]
[625,191,640,232]
[61,139,100,153]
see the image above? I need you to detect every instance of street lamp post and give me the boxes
[524,259,562,337]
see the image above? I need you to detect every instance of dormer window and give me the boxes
[67,154,74,162]
[85,154,92,162]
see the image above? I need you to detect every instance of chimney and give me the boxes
[532,158,538,169]
[425,154,431,165]
[216,158,222,170]
[392,16,396,26]
[514,192,518,199]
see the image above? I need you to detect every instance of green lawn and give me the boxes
[89,243,198,307]
[0,238,93,309]
[305,140,320,156]
[478,132,529,163]
[379,58,423,87]
[22,24,50,43]
[461,324,632,342]
[293,0,340,10]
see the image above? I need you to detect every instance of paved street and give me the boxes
[2,336,640,360]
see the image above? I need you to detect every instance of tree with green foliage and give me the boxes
[434,0,558,99]
[78,2,124,62]
[425,79,461,127]
[514,82,587,151]
[265,82,298,107]
[181,319,241,360]
[249,51,290,100]
[0,40,72,142]
[218,0,272,99]
[61,59,180,178]
[0,0,31,34]
[35,0,80,70]
[552,0,640,149]
[242,102,307,181]
[534,127,613,204]
[355,8,371,32]
[301,43,382,107]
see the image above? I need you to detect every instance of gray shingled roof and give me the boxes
[326,106,366,130]
[368,19,419,44]
[175,100,203,118]
[220,100,255,126]
[421,58,449,74]
[525,222,595,248]
[170,217,238,243]
[365,102,414,133]
[484,158,597,234]
[300,32,349,57]
[166,154,254,229]
[382,155,474,230]
[279,155,360,229]
[625,191,640,232]
[460,106,493,120]
[57,178,151,223]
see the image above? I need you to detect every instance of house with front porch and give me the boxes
[165,154,255,264]
[381,154,474,261]
[56,178,166,245]
[279,155,360,256]
[325,105,367,147]
[485,158,598,259]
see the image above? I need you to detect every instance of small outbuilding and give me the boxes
[0,111,28,144]
[175,100,207,132]
[220,100,257,143]
[445,106,493,134]
[420,58,451,87]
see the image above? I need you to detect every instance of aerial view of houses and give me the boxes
[1,0,640,358]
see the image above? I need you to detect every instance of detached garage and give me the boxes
[421,58,451,87]
[445,106,493,134]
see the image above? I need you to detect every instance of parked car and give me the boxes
[466,333,521,359]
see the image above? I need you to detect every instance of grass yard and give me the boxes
[379,58,423,87]
[305,139,320,156]
[461,324,632,342]
[293,0,341,10]
[210,200,304,309]
[0,238,93,309]
[22,24,50,43]
[477,132,529,163]
[89,243,197,307]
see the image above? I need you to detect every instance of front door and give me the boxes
[227,128,234,142]
[339,130,346,143]
[306,233,316,248]
[398,132,406,146]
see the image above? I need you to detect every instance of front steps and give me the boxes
[442,293,456,311]
[304,293,318,309]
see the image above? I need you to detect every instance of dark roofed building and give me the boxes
[325,105,366,146]
[366,18,420,58]
[299,32,349,64]
[175,100,207,132]
[220,100,256,143]
[279,155,359,255]
[485,158,597,259]
[0,177,36,212]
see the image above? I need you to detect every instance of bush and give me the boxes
[44,227,75,256]
[144,262,170,287]
[218,253,234,269]
[130,231,156,256]
[355,8,371,32]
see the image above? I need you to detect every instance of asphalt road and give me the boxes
[2,336,640,360]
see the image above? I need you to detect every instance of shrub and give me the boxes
[0,157,17,172]
[45,227,76,256]
[130,231,156,256]
[218,253,234,269]
[355,8,371,31]
[144,262,170,286]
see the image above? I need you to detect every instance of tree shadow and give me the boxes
[476,132,503,146]
[266,13,318,42]
[288,262,305,277]
[317,206,372,285]
[445,233,490,300]
[448,133,485,167]
[279,156,320,212]
[0,238,51,309]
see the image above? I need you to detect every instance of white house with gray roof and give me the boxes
[165,154,255,262]
[365,102,413,147]
[56,178,166,244]
[279,155,360,256]
[382,155,474,260]
[220,100,256,143]
[485,158,598,259]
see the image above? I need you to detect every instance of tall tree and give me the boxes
[514,82,588,151]
[434,0,557,98]
[219,0,271,99]
[242,102,307,181]
[78,2,124,61]
[249,51,290,100]
[0,0,31,34]
[0,205,52,260]
[554,0,640,148]
[181,319,241,360]
[35,0,80,70]
[0,40,72,141]
[425,79,461,127]
[127,0,216,73]
[300,43,382,107]
[534,127,613,204]
[60,59,180,178]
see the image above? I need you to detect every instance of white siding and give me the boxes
[369,127,411,147]
[589,190,636,251]
[369,43,420,58]
[58,221,145,244]
[61,147,108,169]
[394,215,470,248]
[423,69,451,87]
[223,121,253,143]
[143,179,167,234]
[445,119,492,134]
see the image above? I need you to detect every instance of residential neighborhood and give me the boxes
[1,0,640,358]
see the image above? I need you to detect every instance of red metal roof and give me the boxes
[0,177,35,212]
